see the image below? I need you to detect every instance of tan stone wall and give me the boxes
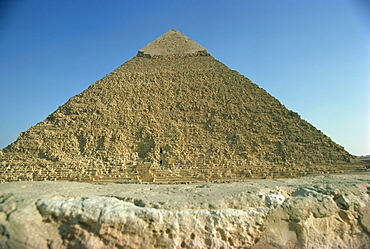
[0,55,360,182]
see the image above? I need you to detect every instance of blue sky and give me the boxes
[0,0,369,156]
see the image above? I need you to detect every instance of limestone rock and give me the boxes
[0,29,367,183]
[137,29,208,57]
[0,174,369,248]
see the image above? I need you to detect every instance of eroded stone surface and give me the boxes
[1,30,367,184]
[0,174,369,248]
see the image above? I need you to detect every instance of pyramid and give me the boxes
[137,29,208,57]
[0,30,364,183]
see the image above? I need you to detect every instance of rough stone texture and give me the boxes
[0,29,367,183]
[0,174,369,248]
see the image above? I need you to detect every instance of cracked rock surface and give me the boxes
[0,174,369,248]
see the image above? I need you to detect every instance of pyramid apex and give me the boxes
[137,30,209,57]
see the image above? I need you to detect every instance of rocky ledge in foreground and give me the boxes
[0,174,369,249]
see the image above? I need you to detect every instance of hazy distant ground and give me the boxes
[359,156,370,167]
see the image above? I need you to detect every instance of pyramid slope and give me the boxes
[137,29,208,57]
[0,31,365,183]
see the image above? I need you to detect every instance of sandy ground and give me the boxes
[1,173,369,210]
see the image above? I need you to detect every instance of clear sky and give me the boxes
[0,0,369,156]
